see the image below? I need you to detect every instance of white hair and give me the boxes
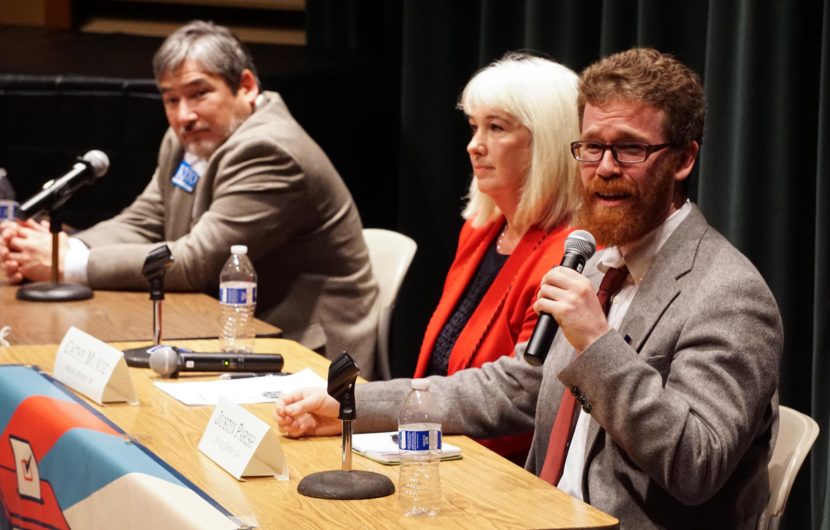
[459,53,580,232]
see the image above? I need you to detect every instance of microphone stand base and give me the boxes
[16,282,93,302]
[298,470,395,500]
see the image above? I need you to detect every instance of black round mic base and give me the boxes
[298,470,395,500]
[16,282,93,302]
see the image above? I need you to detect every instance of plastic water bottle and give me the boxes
[0,168,18,221]
[218,245,257,353]
[398,379,442,516]
[0,168,14,200]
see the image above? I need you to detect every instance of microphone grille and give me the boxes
[148,346,178,377]
[565,229,597,259]
[83,150,110,178]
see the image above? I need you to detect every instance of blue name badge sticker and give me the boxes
[171,160,201,193]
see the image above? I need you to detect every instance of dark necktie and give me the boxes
[539,266,629,485]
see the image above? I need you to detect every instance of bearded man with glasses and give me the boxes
[274,48,782,530]
[532,47,782,528]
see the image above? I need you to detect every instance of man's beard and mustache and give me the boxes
[575,155,677,247]
[180,112,246,159]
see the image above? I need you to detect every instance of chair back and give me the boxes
[362,228,417,380]
[759,405,820,530]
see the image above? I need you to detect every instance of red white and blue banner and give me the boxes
[0,365,239,529]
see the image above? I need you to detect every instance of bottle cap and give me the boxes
[411,378,430,390]
[230,244,248,255]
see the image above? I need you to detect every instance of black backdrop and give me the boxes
[0,25,394,230]
[306,1,830,529]
[0,1,828,527]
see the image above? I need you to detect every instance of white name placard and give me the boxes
[198,396,288,480]
[52,326,136,405]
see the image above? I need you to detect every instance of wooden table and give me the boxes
[0,283,280,344]
[0,338,618,529]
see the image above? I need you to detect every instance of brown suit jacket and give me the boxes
[355,205,783,527]
[76,92,379,375]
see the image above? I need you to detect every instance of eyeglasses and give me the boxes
[570,141,672,165]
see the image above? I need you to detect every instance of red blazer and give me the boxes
[414,218,570,461]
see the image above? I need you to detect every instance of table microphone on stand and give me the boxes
[123,244,174,367]
[15,150,109,302]
[297,352,395,500]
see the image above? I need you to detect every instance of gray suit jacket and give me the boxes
[356,205,782,528]
[76,92,379,375]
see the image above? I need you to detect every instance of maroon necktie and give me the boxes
[539,266,629,485]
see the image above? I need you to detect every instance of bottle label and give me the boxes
[398,429,442,451]
[220,285,257,305]
[0,200,18,221]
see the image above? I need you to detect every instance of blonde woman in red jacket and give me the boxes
[413,53,580,463]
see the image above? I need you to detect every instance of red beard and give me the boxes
[575,155,677,247]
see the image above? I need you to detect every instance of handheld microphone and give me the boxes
[19,150,109,219]
[148,346,284,378]
[523,230,596,366]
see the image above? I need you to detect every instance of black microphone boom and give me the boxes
[523,230,597,366]
[19,150,109,219]
[148,346,284,377]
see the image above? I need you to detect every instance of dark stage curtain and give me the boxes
[307,2,830,528]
